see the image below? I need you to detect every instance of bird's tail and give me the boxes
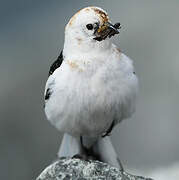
[93,136,123,170]
[58,134,123,170]
[58,133,82,157]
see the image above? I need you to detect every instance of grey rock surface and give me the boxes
[37,157,153,180]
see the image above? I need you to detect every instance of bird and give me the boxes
[44,6,138,169]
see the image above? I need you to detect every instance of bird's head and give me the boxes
[64,7,121,54]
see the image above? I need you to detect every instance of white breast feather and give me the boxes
[44,44,138,137]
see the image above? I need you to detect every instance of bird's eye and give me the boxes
[86,24,93,30]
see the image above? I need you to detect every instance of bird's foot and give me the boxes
[72,154,89,161]
[72,153,98,161]
[117,157,124,172]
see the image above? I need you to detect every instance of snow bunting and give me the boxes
[44,6,138,168]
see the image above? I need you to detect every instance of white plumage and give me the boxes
[44,6,138,168]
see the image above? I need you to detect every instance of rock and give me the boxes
[37,157,153,180]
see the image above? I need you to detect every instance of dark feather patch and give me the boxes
[48,51,63,76]
[45,88,52,100]
[102,120,115,137]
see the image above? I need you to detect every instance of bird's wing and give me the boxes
[44,51,63,102]
[48,51,63,76]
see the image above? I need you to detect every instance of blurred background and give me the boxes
[0,0,179,179]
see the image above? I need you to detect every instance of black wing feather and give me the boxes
[44,51,63,105]
[48,51,63,76]
[102,120,115,137]
[45,88,52,100]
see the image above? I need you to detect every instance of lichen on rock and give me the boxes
[37,157,153,180]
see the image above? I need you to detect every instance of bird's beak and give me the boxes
[94,22,121,41]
